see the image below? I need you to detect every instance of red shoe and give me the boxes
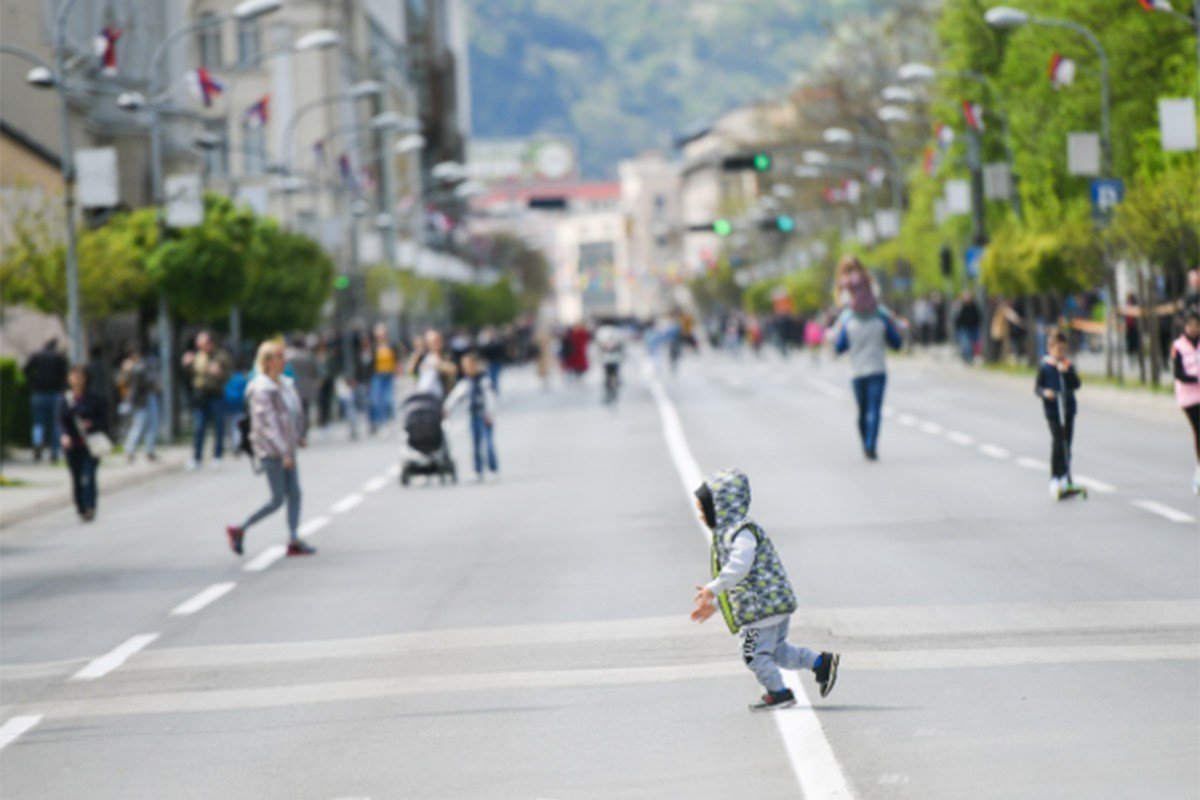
[286,540,317,556]
[225,525,245,556]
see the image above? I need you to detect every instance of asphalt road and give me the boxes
[2,353,1197,800]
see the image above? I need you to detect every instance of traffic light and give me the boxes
[721,153,772,172]
[335,275,351,290]
[775,215,795,233]
[939,245,954,278]
[712,218,733,236]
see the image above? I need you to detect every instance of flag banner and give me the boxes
[1067,132,1102,176]
[984,162,1013,200]
[843,178,862,205]
[1048,53,1076,88]
[935,122,955,149]
[243,95,270,128]
[1139,0,1175,11]
[93,26,122,76]
[188,68,224,108]
[1159,97,1198,152]
[961,101,985,132]
[945,179,971,215]
[866,166,886,188]
[923,146,941,177]
[312,139,327,171]
[337,153,357,189]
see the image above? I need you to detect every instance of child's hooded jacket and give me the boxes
[705,468,797,634]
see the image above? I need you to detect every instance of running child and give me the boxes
[444,351,498,482]
[1035,329,1084,500]
[690,468,840,711]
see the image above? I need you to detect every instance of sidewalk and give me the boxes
[0,445,192,530]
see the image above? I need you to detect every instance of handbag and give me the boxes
[67,392,113,458]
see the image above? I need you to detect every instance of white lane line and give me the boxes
[1132,500,1197,524]
[169,583,236,616]
[1016,457,1049,471]
[330,494,363,514]
[0,715,44,750]
[70,633,159,681]
[946,431,974,446]
[643,361,854,799]
[243,545,287,573]
[386,464,401,478]
[362,476,388,493]
[897,413,918,426]
[1074,475,1116,494]
[918,421,944,435]
[298,516,331,538]
[978,444,1011,459]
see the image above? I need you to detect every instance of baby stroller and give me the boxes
[399,392,457,486]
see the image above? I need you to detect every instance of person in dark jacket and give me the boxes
[1035,329,1082,500]
[954,291,982,365]
[57,365,108,521]
[23,338,69,462]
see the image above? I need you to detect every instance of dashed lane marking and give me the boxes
[169,583,236,616]
[1074,475,1116,494]
[897,414,918,426]
[1131,500,1197,524]
[298,516,331,538]
[1016,457,1049,471]
[362,476,388,493]
[0,715,43,751]
[330,494,364,514]
[70,633,159,681]
[243,545,287,572]
[919,421,944,435]
[946,431,974,446]
[978,444,1011,459]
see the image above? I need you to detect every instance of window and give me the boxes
[237,17,261,68]
[242,122,265,176]
[198,12,222,69]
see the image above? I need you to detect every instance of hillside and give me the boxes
[467,0,881,177]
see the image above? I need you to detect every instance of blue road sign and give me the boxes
[965,246,985,280]
[1090,179,1125,216]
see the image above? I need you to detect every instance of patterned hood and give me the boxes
[704,468,752,536]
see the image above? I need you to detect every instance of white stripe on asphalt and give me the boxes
[298,516,331,538]
[330,494,363,514]
[1016,457,1049,471]
[243,545,287,572]
[1074,475,1116,494]
[919,422,944,435]
[0,714,43,750]
[169,583,236,616]
[386,464,401,478]
[947,431,974,446]
[362,476,388,493]
[643,361,854,799]
[70,633,160,681]
[978,444,1010,459]
[1132,500,1197,524]
[897,413,917,426]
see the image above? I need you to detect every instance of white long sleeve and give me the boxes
[705,530,757,596]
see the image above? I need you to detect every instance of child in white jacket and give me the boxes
[443,352,498,481]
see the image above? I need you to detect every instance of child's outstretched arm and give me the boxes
[691,531,757,623]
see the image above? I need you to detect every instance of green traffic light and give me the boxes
[753,153,772,171]
[335,275,350,290]
[776,215,795,233]
[713,218,733,236]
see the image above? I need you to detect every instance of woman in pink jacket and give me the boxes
[225,340,315,556]
[1170,312,1200,495]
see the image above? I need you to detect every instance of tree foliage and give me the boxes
[240,222,335,339]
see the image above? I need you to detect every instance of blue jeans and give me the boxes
[957,328,978,364]
[369,374,395,428]
[242,457,301,540]
[470,415,498,475]
[124,394,159,456]
[65,448,98,515]
[851,372,887,454]
[487,362,502,394]
[741,618,820,693]
[31,391,61,459]
[192,394,225,462]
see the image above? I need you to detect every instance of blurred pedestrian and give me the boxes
[288,335,319,429]
[912,295,935,346]
[1170,312,1200,494]
[832,256,903,461]
[223,356,250,457]
[117,343,159,463]
[803,315,825,362]
[23,338,68,463]
[410,329,457,398]
[954,290,981,364]
[564,322,590,379]
[1036,329,1083,500]
[369,323,400,432]
[225,340,315,557]
[444,351,498,482]
[315,337,335,428]
[535,326,555,389]
[479,326,506,394]
[58,365,109,522]
[181,331,233,470]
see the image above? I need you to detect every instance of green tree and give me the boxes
[240,222,335,339]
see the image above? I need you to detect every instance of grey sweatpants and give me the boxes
[740,617,820,693]
[242,457,301,540]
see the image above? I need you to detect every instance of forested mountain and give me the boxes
[467,0,880,177]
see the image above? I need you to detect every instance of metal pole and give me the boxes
[52,0,84,363]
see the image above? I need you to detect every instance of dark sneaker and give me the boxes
[287,540,317,556]
[749,688,796,712]
[225,525,244,556]
[814,652,840,698]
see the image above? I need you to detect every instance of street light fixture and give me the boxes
[823,127,856,145]
[802,150,831,166]
[877,105,912,123]
[793,165,824,179]
[25,66,55,87]
[881,85,917,103]
[294,29,341,52]
[395,133,426,154]
[349,80,384,99]
[232,0,284,20]
[897,62,938,82]
[983,6,1029,28]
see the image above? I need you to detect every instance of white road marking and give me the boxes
[243,545,287,572]
[169,582,236,616]
[330,494,364,514]
[643,361,854,799]
[298,516,331,538]
[362,476,388,493]
[918,422,944,435]
[0,715,43,750]
[897,413,918,426]
[878,774,910,785]
[386,465,401,478]
[1016,457,1049,471]
[1132,500,1197,524]
[1074,475,1116,494]
[946,431,974,446]
[70,633,160,681]
[978,444,1011,459]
